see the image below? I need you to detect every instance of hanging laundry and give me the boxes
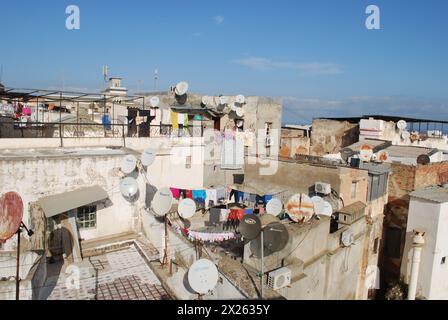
[170,188,181,199]
[192,189,207,203]
[265,195,273,202]
[185,190,193,199]
[216,187,226,202]
[179,189,187,199]
[245,208,254,215]
[171,111,179,130]
[235,191,245,203]
[205,189,217,208]
[256,195,266,206]
[243,192,251,203]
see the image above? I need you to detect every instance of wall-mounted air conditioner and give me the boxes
[268,267,291,290]
[315,182,331,195]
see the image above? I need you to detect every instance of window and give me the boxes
[442,257,446,265]
[368,173,388,201]
[185,156,192,169]
[77,205,97,229]
[351,181,358,199]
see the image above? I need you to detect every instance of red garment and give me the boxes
[185,190,193,199]
[229,209,245,221]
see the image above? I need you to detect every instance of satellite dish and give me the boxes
[0,192,24,242]
[149,96,160,108]
[178,198,197,219]
[219,96,228,105]
[250,221,289,257]
[152,187,174,217]
[266,198,283,216]
[120,177,139,198]
[285,193,314,223]
[121,155,137,174]
[359,145,373,162]
[188,259,219,294]
[401,131,411,141]
[175,81,189,96]
[377,150,389,162]
[239,215,261,240]
[201,96,211,106]
[229,102,238,112]
[417,154,431,165]
[235,94,246,104]
[397,120,407,131]
[311,196,333,217]
[141,148,156,167]
[235,107,244,117]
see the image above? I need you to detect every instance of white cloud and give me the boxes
[214,15,224,25]
[233,57,342,75]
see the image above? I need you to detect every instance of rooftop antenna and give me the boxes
[102,65,109,82]
[154,68,159,91]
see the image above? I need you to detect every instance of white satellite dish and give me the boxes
[121,155,137,174]
[219,96,228,105]
[201,96,211,106]
[235,94,246,104]
[230,102,238,111]
[397,120,407,131]
[141,148,156,167]
[178,198,197,219]
[120,177,139,198]
[266,198,283,216]
[311,196,333,217]
[152,187,174,217]
[401,131,411,140]
[188,259,219,294]
[149,96,160,108]
[175,81,189,95]
[235,107,244,117]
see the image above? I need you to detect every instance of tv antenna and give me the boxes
[154,69,159,91]
[102,65,109,82]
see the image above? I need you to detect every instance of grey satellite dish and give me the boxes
[250,221,289,257]
[121,155,137,174]
[401,131,411,140]
[120,177,139,198]
[188,259,219,295]
[239,215,261,240]
[417,154,431,165]
[175,81,189,96]
[141,148,156,167]
[149,96,160,108]
[178,198,197,219]
[266,198,283,216]
[235,94,246,104]
[320,201,333,217]
[312,196,333,217]
[152,187,174,217]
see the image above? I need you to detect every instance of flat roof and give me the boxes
[0,147,133,161]
[316,115,448,125]
[384,145,437,159]
[410,187,448,203]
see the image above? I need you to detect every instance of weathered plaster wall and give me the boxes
[310,119,359,156]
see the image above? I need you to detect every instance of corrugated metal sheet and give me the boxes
[39,185,108,218]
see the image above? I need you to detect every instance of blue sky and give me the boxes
[1,0,447,124]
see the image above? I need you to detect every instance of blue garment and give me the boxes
[265,195,273,202]
[235,191,245,203]
[102,114,111,130]
[245,208,254,215]
[256,195,266,205]
[192,189,207,203]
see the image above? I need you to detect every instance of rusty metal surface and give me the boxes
[0,192,23,241]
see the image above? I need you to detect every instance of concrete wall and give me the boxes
[280,128,310,158]
[310,119,359,156]
[401,198,448,300]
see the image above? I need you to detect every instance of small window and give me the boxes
[442,257,446,265]
[77,205,97,229]
[186,156,192,169]
[385,227,402,258]
[351,181,358,199]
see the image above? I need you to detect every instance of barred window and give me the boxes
[77,205,97,229]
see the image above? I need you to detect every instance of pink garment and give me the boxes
[170,187,180,199]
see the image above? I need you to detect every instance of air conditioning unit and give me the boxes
[268,267,291,290]
[341,229,355,247]
[315,182,331,195]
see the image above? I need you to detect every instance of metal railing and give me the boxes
[0,120,205,140]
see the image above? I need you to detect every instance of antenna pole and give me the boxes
[15,226,21,300]
[260,229,264,300]
[162,214,169,267]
